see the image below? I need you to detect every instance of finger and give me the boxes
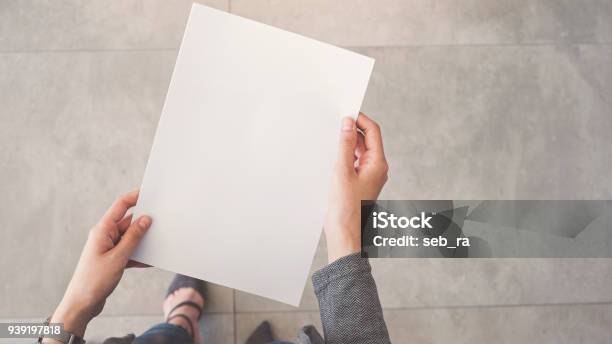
[337,117,358,175]
[102,190,139,223]
[115,215,152,260]
[356,113,385,155]
[127,260,151,269]
[117,214,133,234]
[355,131,366,159]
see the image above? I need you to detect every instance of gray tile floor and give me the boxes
[1,1,612,343]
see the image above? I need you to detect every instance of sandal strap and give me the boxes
[166,274,206,303]
[166,313,195,338]
[167,300,203,319]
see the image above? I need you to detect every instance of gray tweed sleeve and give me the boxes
[312,253,391,344]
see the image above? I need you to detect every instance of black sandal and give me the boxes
[165,274,206,337]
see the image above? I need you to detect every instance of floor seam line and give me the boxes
[230,300,612,314]
[1,41,612,55]
[233,289,237,344]
[5,300,612,319]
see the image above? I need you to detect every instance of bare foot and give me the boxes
[163,287,205,344]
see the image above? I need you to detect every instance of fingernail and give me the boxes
[138,216,152,228]
[342,117,354,132]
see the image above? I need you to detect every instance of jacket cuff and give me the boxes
[312,252,371,294]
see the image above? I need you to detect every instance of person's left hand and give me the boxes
[49,190,152,338]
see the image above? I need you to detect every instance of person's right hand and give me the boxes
[324,113,389,262]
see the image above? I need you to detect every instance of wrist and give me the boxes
[50,298,93,338]
[324,227,361,263]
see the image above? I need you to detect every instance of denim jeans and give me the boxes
[132,323,193,344]
[131,322,293,344]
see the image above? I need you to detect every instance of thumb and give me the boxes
[337,116,358,174]
[115,215,152,259]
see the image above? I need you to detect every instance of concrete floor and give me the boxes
[1,1,612,343]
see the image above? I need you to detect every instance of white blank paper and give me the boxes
[132,4,374,306]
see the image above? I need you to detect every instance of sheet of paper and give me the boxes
[132,3,374,306]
